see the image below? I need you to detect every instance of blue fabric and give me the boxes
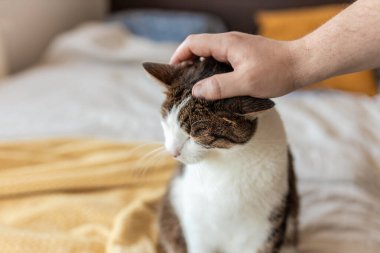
[109,9,227,42]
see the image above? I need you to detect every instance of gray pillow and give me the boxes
[109,9,227,42]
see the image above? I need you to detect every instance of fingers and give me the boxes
[192,71,247,100]
[170,33,231,64]
[172,32,254,100]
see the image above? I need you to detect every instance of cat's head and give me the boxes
[143,58,274,164]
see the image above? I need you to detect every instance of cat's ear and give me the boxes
[142,62,177,88]
[240,97,275,116]
[222,97,275,119]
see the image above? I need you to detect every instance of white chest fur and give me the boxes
[170,109,289,253]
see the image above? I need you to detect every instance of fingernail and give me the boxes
[193,83,204,98]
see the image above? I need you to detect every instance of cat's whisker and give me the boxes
[140,147,166,167]
[136,152,167,178]
[135,147,167,178]
[136,150,166,174]
[137,146,165,161]
[133,147,163,175]
[125,142,164,159]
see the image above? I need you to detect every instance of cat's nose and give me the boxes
[166,138,189,158]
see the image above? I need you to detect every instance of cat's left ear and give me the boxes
[142,62,177,88]
[222,96,275,119]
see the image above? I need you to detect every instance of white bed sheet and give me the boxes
[0,23,379,253]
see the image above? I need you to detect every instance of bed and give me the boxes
[0,1,379,253]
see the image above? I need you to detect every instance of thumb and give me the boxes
[192,72,245,100]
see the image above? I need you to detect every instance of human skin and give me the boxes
[170,0,380,100]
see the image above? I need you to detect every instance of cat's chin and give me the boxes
[175,149,208,164]
[172,140,208,164]
[175,155,203,165]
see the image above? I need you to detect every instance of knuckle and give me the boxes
[209,77,223,100]
[221,32,244,50]
[185,34,201,44]
[226,31,243,41]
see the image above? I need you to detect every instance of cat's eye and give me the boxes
[190,126,208,137]
[190,119,209,128]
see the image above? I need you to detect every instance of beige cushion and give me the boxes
[0,32,7,79]
[0,0,107,73]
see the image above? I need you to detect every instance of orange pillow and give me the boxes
[255,5,378,96]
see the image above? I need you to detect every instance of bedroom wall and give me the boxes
[0,0,109,74]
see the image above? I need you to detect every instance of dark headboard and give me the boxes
[110,0,352,33]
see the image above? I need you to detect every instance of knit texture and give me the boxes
[0,138,176,253]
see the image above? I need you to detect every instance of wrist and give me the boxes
[287,37,329,89]
[286,39,311,89]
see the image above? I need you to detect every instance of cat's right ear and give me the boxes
[142,62,177,88]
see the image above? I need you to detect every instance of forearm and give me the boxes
[293,0,380,87]
[169,0,380,99]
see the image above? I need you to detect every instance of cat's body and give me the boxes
[143,58,299,253]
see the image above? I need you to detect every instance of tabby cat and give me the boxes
[143,57,299,253]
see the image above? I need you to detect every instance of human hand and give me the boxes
[170,32,308,99]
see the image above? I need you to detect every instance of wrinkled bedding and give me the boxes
[0,23,379,253]
[0,138,176,253]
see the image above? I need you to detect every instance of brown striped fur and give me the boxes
[259,152,299,253]
[143,58,274,149]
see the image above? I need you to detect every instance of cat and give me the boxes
[143,57,299,253]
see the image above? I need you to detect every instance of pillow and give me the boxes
[0,0,107,73]
[0,33,7,79]
[109,9,227,42]
[255,5,378,96]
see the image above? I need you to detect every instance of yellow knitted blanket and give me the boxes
[0,138,176,253]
